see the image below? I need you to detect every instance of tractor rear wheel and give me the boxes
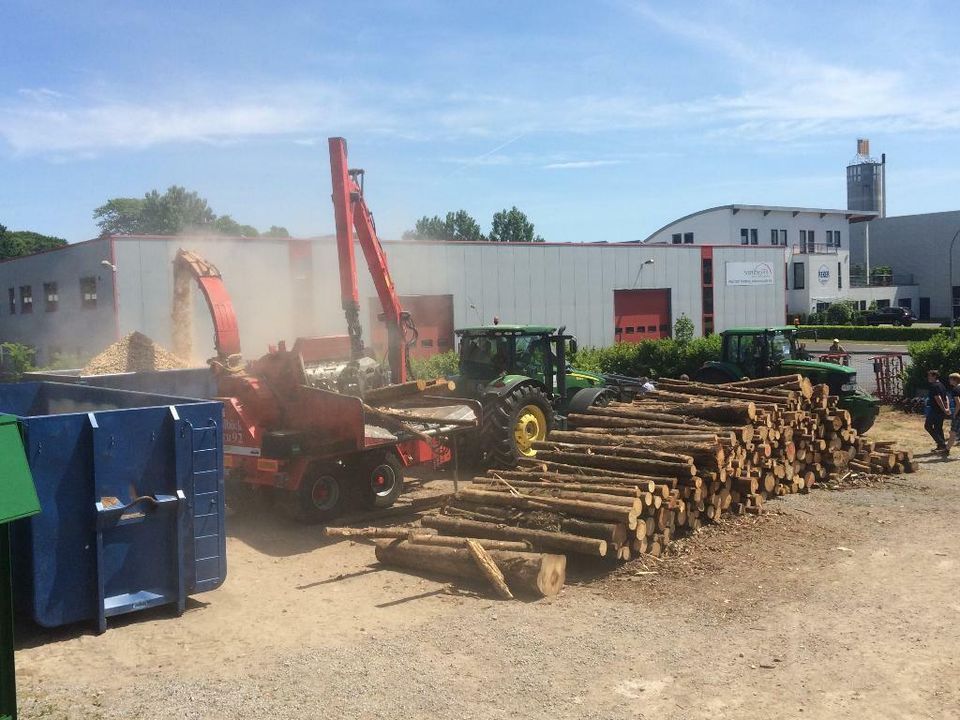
[481,384,554,468]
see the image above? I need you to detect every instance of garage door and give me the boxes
[369,294,454,359]
[614,289,671,343]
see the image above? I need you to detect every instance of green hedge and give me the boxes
[409,350,460,380]
[798,325,946,342]
[571,336,722,379]
[905,335,960,395]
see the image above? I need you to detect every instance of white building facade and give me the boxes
[1,234,789,366]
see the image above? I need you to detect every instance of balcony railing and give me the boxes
[849,273,916,288]
[792,243,839,255]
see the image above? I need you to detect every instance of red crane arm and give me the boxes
[328,137,410,384]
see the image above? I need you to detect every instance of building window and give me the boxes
[799,229,806,249]
[825,229,842,247]
[876,299,890,309]
[701,258,713,286]
[671,233,681,245]
[702,286,714,314]
[779,229,787,246]
[770,229,779,245]
[837,263,842,290]
[7,288,14,315]
[784,263,789,290]
[807,230,815,249]
[683,232,694,244]
[816,302,830,313]
[43,282,59,312]
[898,298,912,310]
[793,262,805,289]
[19,286,33,314]
[81,276,98,308]
[740,228,749,245]
[750,228,758,245]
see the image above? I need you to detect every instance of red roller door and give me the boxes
[369,294,454,359]
[614,289,671,343]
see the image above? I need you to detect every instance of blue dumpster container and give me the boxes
[1,382,226,632]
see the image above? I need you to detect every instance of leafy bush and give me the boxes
[409,350,460,380]
[0,342,36,379]
[673,315,694,344]
[571,336,722,379]
[905,335,960,395]
[825,301,857,326]
[797,325,945,342]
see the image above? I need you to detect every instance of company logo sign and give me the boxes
[818,265,830,285]
[726,262,775,286]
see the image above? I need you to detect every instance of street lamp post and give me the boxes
[951,228,960,338]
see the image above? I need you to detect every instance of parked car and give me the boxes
[860,306,915,326]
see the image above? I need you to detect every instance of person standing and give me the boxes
[925,369,950,454]
[946,373,960,452]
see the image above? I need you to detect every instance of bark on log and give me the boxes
[374,540,566,597]
[559,518,628,546]
[422,515,608,556]
[487,469,657,491]
[407,534,532,552]
[465,539,514,600]
[323,526,437,539]
[456,487,639,527]
[473,477,643,497]
[533,450,696,477]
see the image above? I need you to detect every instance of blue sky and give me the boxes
[2,0,959,243]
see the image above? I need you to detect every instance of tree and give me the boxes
[0,342,35,379]
[0,225,68,260]
[214,215,260,237]
[93,198,146,235]
[404,210,485,241]
[488,207,543,243]
[673,314,695,344]
[825,301,857,325]
[94,187,285,238]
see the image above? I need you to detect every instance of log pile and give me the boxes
[422,375,917,566]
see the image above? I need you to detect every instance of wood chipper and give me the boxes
[171,138,479,523]
[0,414,40,720]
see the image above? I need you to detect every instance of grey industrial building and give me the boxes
[0,235,788,366]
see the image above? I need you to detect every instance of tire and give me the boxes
[480,384,554,468]
[360,453,404,509]
[852,415,875,434]
[694,368,733,384]
[283,464,345,523]
[567,387,618,415]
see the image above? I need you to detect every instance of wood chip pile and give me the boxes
[83,332,189,375]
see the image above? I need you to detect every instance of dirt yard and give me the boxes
[15,409,960,719]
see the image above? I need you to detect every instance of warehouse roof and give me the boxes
[640,204,879,244]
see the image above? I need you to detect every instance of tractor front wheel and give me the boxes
[481,384,554,468]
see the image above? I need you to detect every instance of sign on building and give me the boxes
[726,261,775,286]
[817,264,831,285]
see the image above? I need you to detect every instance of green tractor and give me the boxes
[694,326,880,433]
[450,325,645,466]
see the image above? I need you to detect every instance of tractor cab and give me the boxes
[696,326,880,433]
[451,325,637,466]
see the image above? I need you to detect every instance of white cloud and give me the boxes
[544,160,625,169]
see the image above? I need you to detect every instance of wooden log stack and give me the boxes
[422,374,916,566]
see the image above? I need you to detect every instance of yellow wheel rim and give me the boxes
[514,404,547,456]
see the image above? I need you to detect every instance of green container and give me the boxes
[0,414,40,720]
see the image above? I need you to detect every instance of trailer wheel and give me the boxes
[285,465,345,523]
[361,453,404,509]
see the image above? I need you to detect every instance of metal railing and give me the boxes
[791,243,839,255]
[848,273,916,288]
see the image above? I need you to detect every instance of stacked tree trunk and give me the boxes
[424,374,916,565]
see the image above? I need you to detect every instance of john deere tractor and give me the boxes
[694,326,880,433]
[450,325,644,467]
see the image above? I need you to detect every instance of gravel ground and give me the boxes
[15,409,960,720]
